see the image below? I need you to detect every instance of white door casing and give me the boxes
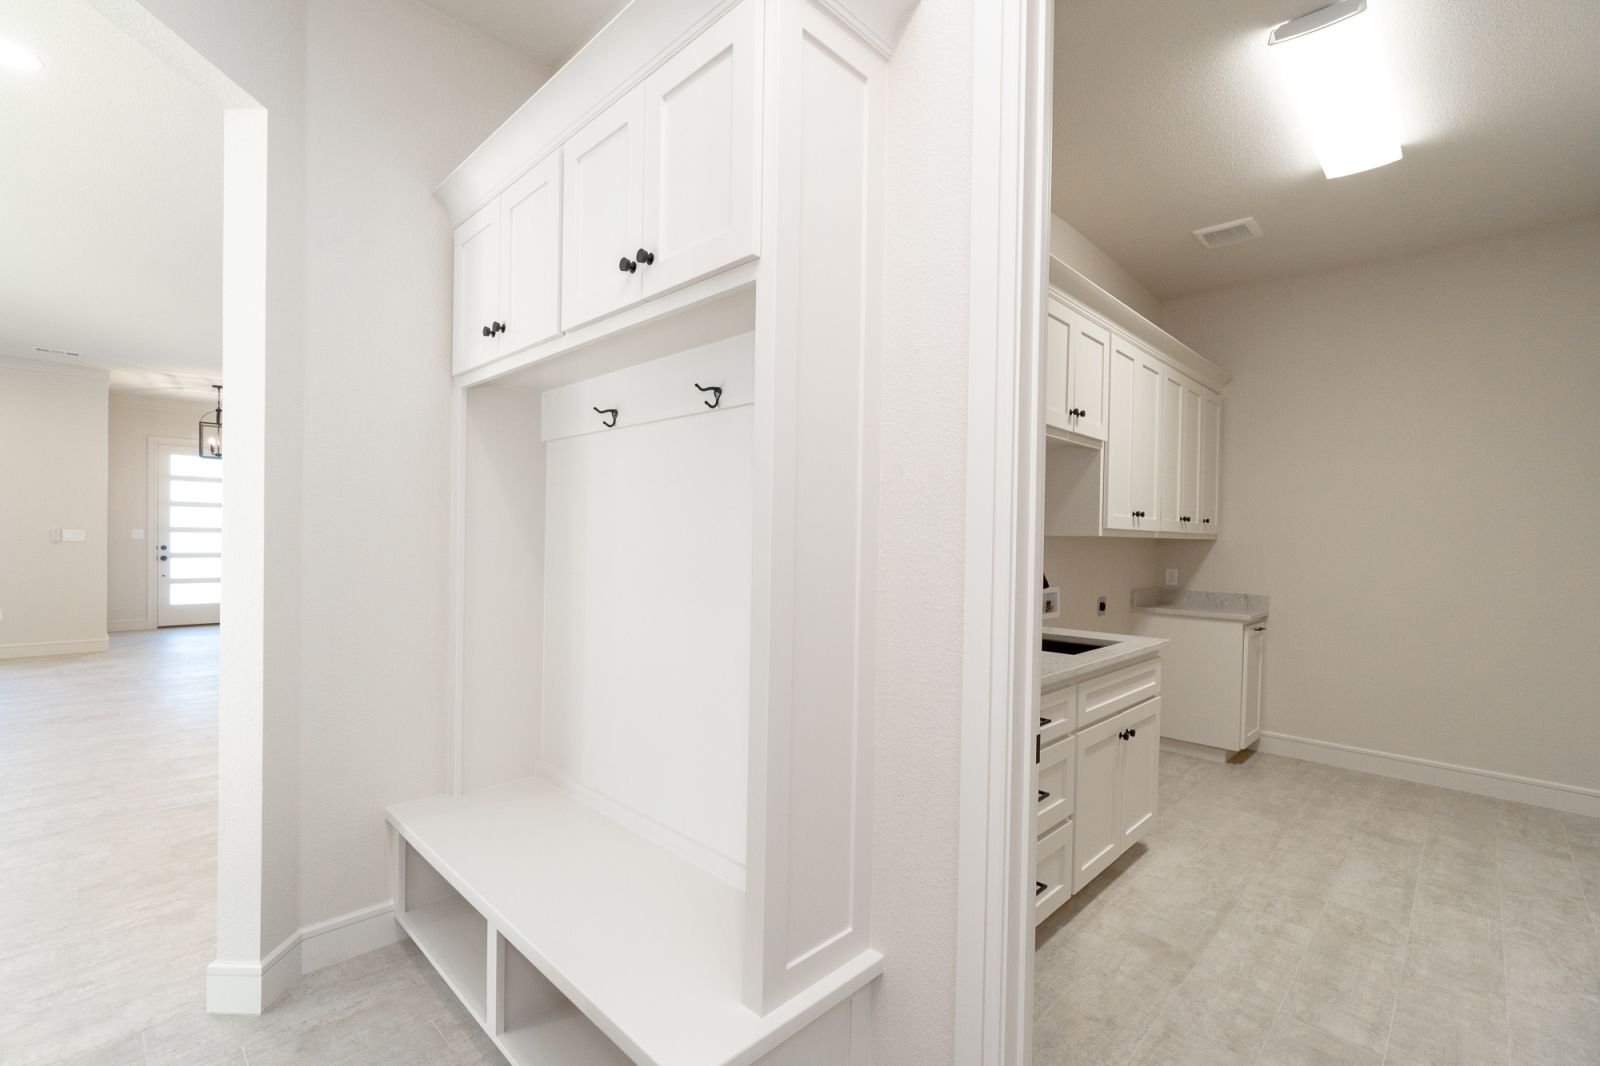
[156,441,223,627]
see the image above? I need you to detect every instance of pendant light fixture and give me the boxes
[1268,0,1403,179]
[198,385,223,460]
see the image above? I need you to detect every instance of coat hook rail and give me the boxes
[593,407,618,428]
[693,383,723,409]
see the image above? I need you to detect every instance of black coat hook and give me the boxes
[593,407,618,428]
[693,383,723,409]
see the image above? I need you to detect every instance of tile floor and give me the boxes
[1034,749,1600,1065]
[8,632,1598,1064]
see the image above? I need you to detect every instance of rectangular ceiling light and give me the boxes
[1268,0,1402,179]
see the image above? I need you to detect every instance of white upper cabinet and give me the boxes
[1158,368,1204,534]
[1199,389,1222,534]
[1104,338,1161,532]
[453,200,503,375]
[562,91,647,329]
[498,155,563,357]
[640,0,761,298]
[1044,295,1110,441]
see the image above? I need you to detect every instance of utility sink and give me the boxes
[1042,636,1116,656]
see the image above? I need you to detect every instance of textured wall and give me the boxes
[872,0,973,1060]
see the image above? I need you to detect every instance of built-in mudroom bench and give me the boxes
[385,0,919,1062]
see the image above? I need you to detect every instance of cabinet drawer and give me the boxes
[1039,684,1076,747]
[1077,658,1161,729]
[1034,819,1072,926]
[1036,734,1074,837]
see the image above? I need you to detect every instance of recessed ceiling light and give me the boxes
[1268,0,1402,179]
[0,38,43,73]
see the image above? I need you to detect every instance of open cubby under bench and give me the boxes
[388,778,884,1066]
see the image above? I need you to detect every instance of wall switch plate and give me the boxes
[49,529,62,543]
[1041,588,1060,619]
[63,529,86,542]
[131,529,144,540]
[1097,596,1107,615]
[1164,568,1179,587]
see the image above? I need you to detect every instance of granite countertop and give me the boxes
[1041,626,1167,693]
[1131,588,1270,625]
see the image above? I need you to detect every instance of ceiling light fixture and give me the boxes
[0,38,43,73]
[1268,0,1402,179]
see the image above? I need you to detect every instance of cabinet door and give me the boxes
[1036,735,1073,838]
[1044,298,1073,432]
[1068,316,1111,441]
[452,199,502,375]
[1157,369,1183,533]
[639,0,760,298]
[562,90,645,329]
[1241,625,1265,747]
[1128,345,1163,530]
[1198,389,1222,535]
[1072,710,1125,892]
[1104,343,1137,530]
[1118,697,1160,847]
[497,154,562,356]
[1177,375,1202,533]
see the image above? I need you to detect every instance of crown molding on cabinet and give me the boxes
[1048,254,1230,393]
[435,0,919,226]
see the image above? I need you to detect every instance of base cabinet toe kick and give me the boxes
[1034,646,1162,924]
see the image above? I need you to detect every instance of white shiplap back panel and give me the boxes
[541,387,753,886]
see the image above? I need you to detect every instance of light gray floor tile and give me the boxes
[1506,990,1600,1066]
[1385,980,1508,1066]
[1257,1013,1383,1065]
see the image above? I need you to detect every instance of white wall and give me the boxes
[1050,214,1163,324]
[135,0,548,970]
[106,398,201,630]
[0,358,109,658]
[871,0,972,1059]
[1159,217,1600,794]
[294,0,549,938]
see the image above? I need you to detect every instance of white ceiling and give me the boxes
[1053,0,1600,299]
[417,0,630,68]
[0,0,223,388]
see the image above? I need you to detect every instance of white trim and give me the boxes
[1258,732,1600,818]
[954,0,1051,1062]
[0,637,109,660]
[145,435,196,632]
[205,901,402,1014]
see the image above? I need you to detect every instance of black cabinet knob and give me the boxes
[481,325,493,337]
[160,555,168,561]
[619,256,637,273]
[636,248,655,265]
[1204,518,1211,524]
[1118,729,1127,740]
[1129,728,1137,738]
[494,321,506,335]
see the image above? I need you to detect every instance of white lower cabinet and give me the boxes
[1034,650,1163,907]
[1071,696,1161,894]
[1131,612,1267,754]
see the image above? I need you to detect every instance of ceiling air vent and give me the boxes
[33,346,81,358]
[1193,217,1263,250]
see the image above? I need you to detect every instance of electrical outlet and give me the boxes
[1164,568,1179,587]
[49,529,62,543]
[1097,596,1107,615]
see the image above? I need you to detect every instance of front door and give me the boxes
[156,443,222,627]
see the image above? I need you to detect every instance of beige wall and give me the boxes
[1050,213,1163,323]
[1159,217,1600,793]
[106,399,205,629]
[0,358,110,657]
[1045,536,1160,632]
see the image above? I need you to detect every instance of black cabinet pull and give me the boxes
[1040,716,1052,728]
[636,248,655,265]
[1036,881,1048,896]
[1253,626,1267,632]
[1118,729,1128,740]
[1035,734,1040,765]
[493,321,506,335]
[481,325,493,337]
[619,256,637,273]
[1203,518,1211,524]
[1037,790,1049,802]
[1129,728,1137,738]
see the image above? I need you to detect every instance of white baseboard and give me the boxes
[206,901,402,1015]
[1160,737,1233,763]
[108,619,152,633]
[1258,732,1600,818]
[0,636,110,660]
